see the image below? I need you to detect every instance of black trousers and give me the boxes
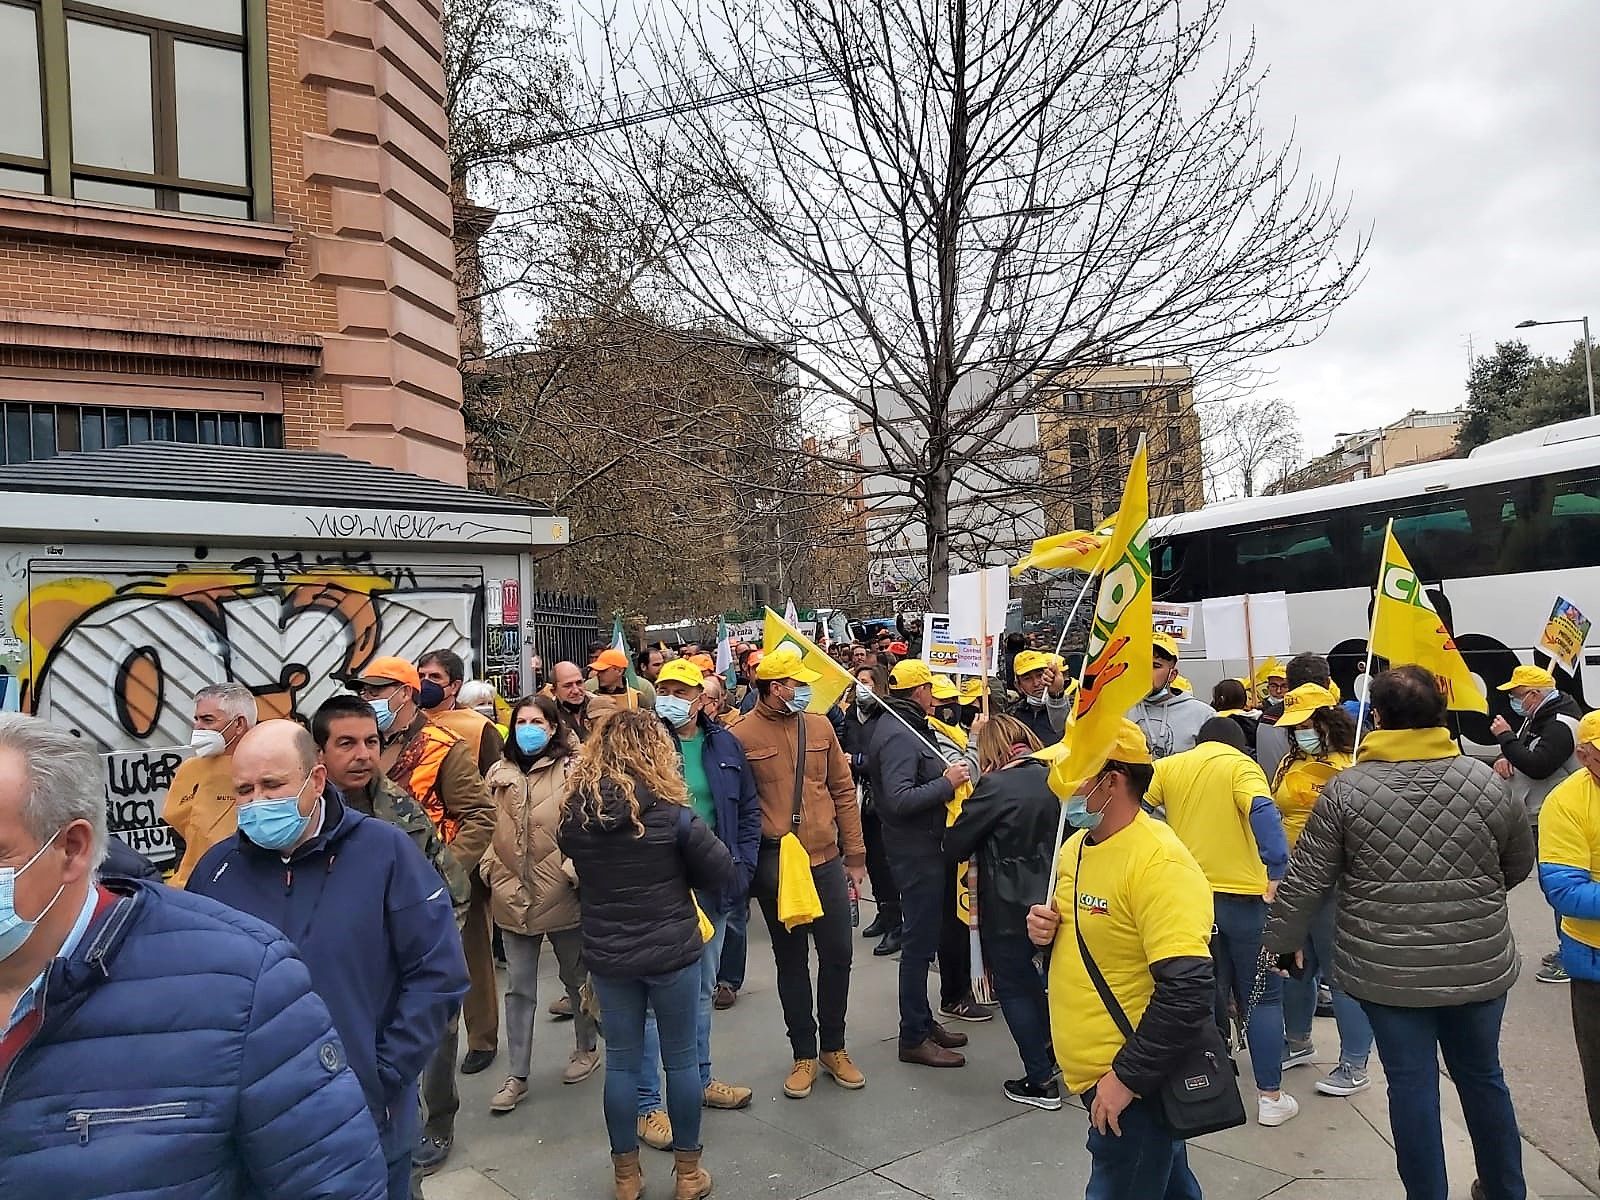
[1574,977,1600,1151]
[938,862,971,1009]
[753,844,854,1059]
[861,808,900,922]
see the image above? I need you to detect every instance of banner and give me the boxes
[1539,596,1591,675]
[763,608,853,714]
[1011,519,1118,577]
[1152,601,1196,646]
[1370,524,1487,713]
[920,612,998,675]
[1047,440,1152,796]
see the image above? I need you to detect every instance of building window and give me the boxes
[1097,426,1118,460]
[1062,391,1081,412]
[1165,390,1181,414]
[0,401,283,464]
[1125,427,1146,457]
[0,0,264,219]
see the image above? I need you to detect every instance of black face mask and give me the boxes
[419,680,447,709]
[935,703,961,727]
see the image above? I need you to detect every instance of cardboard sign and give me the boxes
[947,567,1010,642]
[1201,592,1291,660]
[1152,601,1196,645]
[1540,596,1591,675]
[921,612,998,675]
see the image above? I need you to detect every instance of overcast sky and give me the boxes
[1222,0,1600,456]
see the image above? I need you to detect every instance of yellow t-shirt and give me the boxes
[1146,742,1271,896]
[1048,813,1214,1094]
[1538,769,1600,951]
[1272,752,1352,848]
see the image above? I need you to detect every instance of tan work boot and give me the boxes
[783,1058,819,1098]
[612,1149,644,1200]
[820,1048,866,1089]
[703,1079,752,1110]
[637,1109,673,1151]
[672,1147,713,1199]
[564,1047,600,1084]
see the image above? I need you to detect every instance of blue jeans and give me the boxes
[591,963,702,1154]
[1084,1091,1203,1200]
[1361,994,1525,1200]
[981,926,1054,1084]
[717,898,748,991]
[890,851,945,1046]
[1211,893,1283,1092]
[638,897,728,1113]
[1282,897,1372,1068]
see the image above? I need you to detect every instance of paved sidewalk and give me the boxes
[425,917,1597,1200]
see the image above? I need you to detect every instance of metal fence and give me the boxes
[525,590,602,683]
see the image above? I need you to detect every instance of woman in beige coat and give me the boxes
[480,694,597,1113]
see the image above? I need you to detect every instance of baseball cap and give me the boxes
[889,659,934,689]
[1013,649,1053,677]
[755,646,821,683]
[959,677,985,705]
[888,640,909,656]
[1107,718,1153,765]
[1277,683,1339,728]
[688,653,716,672]
[590,647,629,672]
[1152,632,1180,661]
[1497,664,1556,692]
[930,674,959,701]
[1577,710,1600,747]
[354,656,420,691]
[657,659,706,689]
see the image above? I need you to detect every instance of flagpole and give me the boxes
[1354,519,1390,752]
[1052,571,1097,661]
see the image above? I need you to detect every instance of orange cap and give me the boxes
[590,647,630,672]
[355,655,420,691]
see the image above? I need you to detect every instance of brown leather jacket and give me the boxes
[479,754,580,935]
[730,698,865,867]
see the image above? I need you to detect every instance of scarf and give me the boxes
[1354,726,1459,764]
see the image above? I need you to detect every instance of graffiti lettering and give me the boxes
[103,748,185,866]
[230,549,419,590]
[107,748,182,797]
[303,513,500,542]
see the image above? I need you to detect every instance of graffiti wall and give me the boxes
[0,543,530,865]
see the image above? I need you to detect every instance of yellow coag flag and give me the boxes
[763,607,853,714]
[1011,519,1118,577]
[1045,442,1152,798]
[1371,523,1487,713]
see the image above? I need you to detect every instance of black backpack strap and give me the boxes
[790,712,807,830]
[1071,834,1137,1042]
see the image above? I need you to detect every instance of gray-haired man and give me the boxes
[162,681,258,887]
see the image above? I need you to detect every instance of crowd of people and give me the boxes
[0,623,1595,1200]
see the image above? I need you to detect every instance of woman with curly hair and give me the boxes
[558,710,736,1200]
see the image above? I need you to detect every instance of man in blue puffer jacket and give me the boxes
[190,719,468,1200]
[0,713,387,1199]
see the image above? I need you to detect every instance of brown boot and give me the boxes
[672,1147,712,1199]
[898,1037,966,1068]
[928,1021,968,1049]
[612,1149,644,1200]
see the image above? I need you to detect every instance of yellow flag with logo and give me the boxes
[762,607,853,714]
[1045,441,1152,798]
[1011,519,1119,577]
[1371,523,1487,713]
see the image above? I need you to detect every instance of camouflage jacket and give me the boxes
[353,774,473,910]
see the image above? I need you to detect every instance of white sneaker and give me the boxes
[1258,1092,1300,1127]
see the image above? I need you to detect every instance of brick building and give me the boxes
[0,0,468,483]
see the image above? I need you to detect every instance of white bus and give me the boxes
[1149,415,1600,745]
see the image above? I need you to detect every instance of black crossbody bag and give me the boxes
[1070,838,1246,1138]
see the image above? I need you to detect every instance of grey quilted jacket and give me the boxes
[1263,746,1535,1007]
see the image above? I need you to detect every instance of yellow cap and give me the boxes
[1277,682,1339,727]
[656,659,705,689]
[1577,710,1600,747]
[959,677,985,704]
[1252,657,1286,684]
[755,645,822,684]
[1152,631,1180,660]
[930,673,959,701]
[1497,664,1557,692]
[889,658,934,689]
[1107,718,1153,765]
[1171,674,1192,695]
[1013,649,1053,677]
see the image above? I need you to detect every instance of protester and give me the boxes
[638,646,667,686]
[870,658,973,1068]
[1537,710,1600,1155]
[927,675,990,1023]
[1146,717,1295,1127]
[1493,664,1582,983]
[1210,678,1260,751]
[189,719,469,1199]
[558,711,736,1200]
[348,656,494,1176]
[588,647,657,715]
[1130,633,1216,759]
[1255,660,1289,724]
[553,660,600,740]
[419,649,505,1077]
[702,673,729,718]
[730,646,869,1099]
[634,659,761,1149]
[1264,666,1535,1200]
[1007,649,1071,746]
[478,695,597,1115]
[1269,683,1373,1095]
[1027,720,1215,1200]
[1256,653,1334,780]
[846,664,902,956]
[945,714,1060,1109]
[162,681,257,887]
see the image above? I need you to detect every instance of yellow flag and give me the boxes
[763,607,853,714]
[1047,442,1152,798]
[1011,519,1118,577]
[1371,524,1487,713]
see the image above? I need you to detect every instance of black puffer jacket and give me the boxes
[558,779,736,978]
[1496,690,1581,820]
[867,697,954,858]
[945,758,1056,938]
[1263,733,1536,1007]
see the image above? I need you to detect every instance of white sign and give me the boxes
[947,566,1009,642]
[868,555,926,596]
[921,612,999,675]
[1201,592,1291,661]
[1153,602,1197,645]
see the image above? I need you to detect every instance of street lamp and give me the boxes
[1515,316,1595,418]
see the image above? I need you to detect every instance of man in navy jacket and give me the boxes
[191,719,468,1200]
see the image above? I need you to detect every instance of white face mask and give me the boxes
[189,728,228,759]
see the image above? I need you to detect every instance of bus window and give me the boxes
[1510,471,1600,572]
[1152,532,1206,602]
[1354,484,1514,582]
[1216,515,1340,595]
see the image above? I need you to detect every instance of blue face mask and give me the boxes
[655,695,695,728]
[369,697,396,733]
[1293,729,1323,755]
[787,685,813,714]
[1509,695,1528,718]
[237,778,316,851]
[1066,778,1109,831]
[0,829,64,963]
[514,724,550,756]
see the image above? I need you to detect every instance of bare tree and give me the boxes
[1202,397,1303,500]
[579,0,1364,607]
